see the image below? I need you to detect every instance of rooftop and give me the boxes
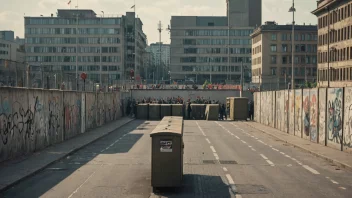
[250,21,317,37]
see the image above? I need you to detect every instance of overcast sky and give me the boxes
[0,0,317,44]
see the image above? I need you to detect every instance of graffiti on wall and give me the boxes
[284,91,289,132]
[64,98,81,138]
[295,90,302,136]
[310,89,318,143]
[288,90,295,134]
[319,88,327,145]
[48,96,61,137]
[303,90,310,138]
[344,87,352,149]
[327,88,343,146]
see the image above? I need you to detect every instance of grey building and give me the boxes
[24,9,146,88]
[147,42,170,81]
[0,31,15,42]
[169,0,261,84]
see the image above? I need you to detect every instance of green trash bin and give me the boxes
[150,116,184,188]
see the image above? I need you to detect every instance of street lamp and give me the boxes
[289,0,296,90]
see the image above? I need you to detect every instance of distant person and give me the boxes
[222,104,227,120]
[219,103,224,120]
[187,102,192,120]
[248,101,254,120]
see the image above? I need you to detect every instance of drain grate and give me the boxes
[219,160,238,164]
[203,160,217,164]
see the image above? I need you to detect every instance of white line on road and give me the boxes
[280,152,285,155]
[330,180,339,184]
[241,140,247,144]
[338,187,346,190]
[213,153,219,160]
[68,164,102,198]
[266,160,275,166]
[251,136,255,138]
[251,148,256,151]
[292,158,297,161]
[196,121,207,136]
[210,146,216,153]
[206,138,211,144]
[226,174,235,185]
[269,145,272,147]
[260,154,268,160]
[302,165,320,174]
[223,167,228,172]
[100,149,106,152]
[272,148,279,151]
[285,155,291,158]
[123,134,127,137]
[235,135,240,139]
[248,145,252,148]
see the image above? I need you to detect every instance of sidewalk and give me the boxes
[0,117,134,193]
[244,122,352,172]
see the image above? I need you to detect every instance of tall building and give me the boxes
[312,0,352,87]
[169,0,261,84]
[24,9,146,88]
[147,42,170,81]
[250,21,318,90]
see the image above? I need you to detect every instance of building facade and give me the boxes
[24,9,146,88]
[312,0,352,87]
[169,0,261,84]
[147,42,170,81]
[251,22,318,90]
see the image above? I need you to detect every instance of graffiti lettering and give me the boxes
[328,90,343,144]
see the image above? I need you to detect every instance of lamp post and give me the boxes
[289,0,296,90]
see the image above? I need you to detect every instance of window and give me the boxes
[271,67,277,75]
[282,44,288,52]
[281,67,287,76]
[270,44,277,52]
[271,56,277,64]
[271,33,277,41]
[183,39,196,45]
[282,56,287,64]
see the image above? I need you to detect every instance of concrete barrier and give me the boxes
[137,104,149,119]
[172,104,184,117]
[160,104,172,119]
[149,104,161,120]
[205,104,219,120]
[191,104,206,120]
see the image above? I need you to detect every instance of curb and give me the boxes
[244,122,352,172]
[0,118,135,193]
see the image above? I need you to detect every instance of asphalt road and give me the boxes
[1,120,352,198]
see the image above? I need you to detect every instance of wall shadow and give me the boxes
[153,174,233,198]
[0,119,150,198]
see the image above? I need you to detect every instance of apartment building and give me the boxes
[147,42,170,81]
[251,22,318,90]
[312,0,352,87]
[25,9,146,87]
[169,0,261,84]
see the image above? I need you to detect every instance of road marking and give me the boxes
[285,155,291,158]
[255,138,259,140]
[272,148,279,151]
[302,165,320,174]
[226,174,235,185]
[260,154,268,160]
[241,140,247,144]
[68,164,102,198]
[338,187,346,190]
[213,153,219,160]
[223,167,228,172]
[292,158,297,161]
[251,148,256,151]
[248,145,252,148]
[235,135,240,139]
[123,134,127,137]
[266,160,275,166]
[269,145,272,147]
[298,162,302,165]
[100,149,106,152]
[280,152,285,155]
[287,164,292,167]
[196,121,207,136]
[206,138,211,144]
[210,146,216,153]
[251,136,255,138]
[330,180,339,184]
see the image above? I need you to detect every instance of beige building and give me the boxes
[251,21,318,90]
[312,0,352,87]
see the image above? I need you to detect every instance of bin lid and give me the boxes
[150,116,183,137]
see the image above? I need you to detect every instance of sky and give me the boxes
[0,0,317,44]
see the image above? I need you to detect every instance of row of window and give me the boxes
[61,65,120,72]
[181,65,244,72]
[318,2,352,29]
[253,57,262,65]
[25,46,120,53]
[272,33,318,41]
[185,29,253,37]
[26,56,121,62]
[271,55,317,64]
[318,25,352,46]
[0,50,8,55]
[26,37,121,44]
[25,18,121,25]
[252,35,261,44]
[318,47,352,63]
[183,39,252,45]
[318,67,352,82]
[253,45,261,55]
[269,44,317,53]
[270,67,317,77]
[180,57,251,63]
[25,28,120,35]
[184,48,251,54]
[0,43,10,48]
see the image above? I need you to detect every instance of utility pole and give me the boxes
[289,0,296,90]
[75,2,79,91]
[227,1,230,81]
[240,61,243,97]
[157,21,162,83]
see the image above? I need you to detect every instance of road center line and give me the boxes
[226,174,235,185]
[338,187,346,190]
[260,154,268,160]
[280,152,285,155]
[210,146,216,153]
[330,180,339,184]
[213,153,219,160]
[285,155,291,158]
[206,138,211,144]
[241,140,247,144]
[272,148,279,151]
[196,121,207,136]
[266,160,275,166]
[251,148,256,151]
[302,165,320,174]
[223,167,228,172]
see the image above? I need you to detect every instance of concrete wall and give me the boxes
[131,90,254,105]
[0,87,122,162]
[255,87,352,154]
